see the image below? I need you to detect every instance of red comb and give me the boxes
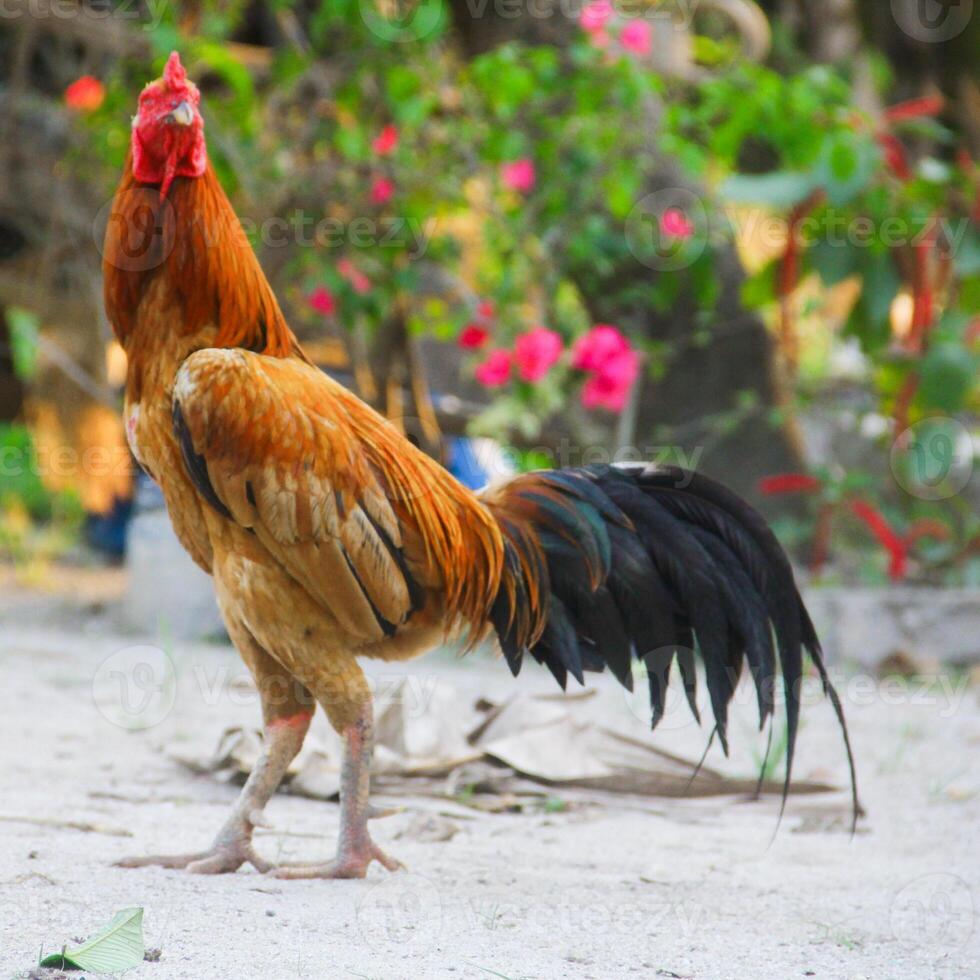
[163,51,188,91]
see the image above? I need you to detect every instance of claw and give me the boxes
[268,840,403,880]
[248,808,273,829]
[367,804,405,820]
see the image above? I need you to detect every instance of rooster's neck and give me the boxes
[104,160,305,398]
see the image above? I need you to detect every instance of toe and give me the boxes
[266,841,402,879]
[268,862,346,880]
[372,846,405,872]
[186,853,242,875]
[116,844,266,875]
[115,852,203,870]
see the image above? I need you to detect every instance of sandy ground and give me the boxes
[0,568,978,980]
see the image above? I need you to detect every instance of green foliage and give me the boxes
[919,343,977,413]
[5,307,40,380]
[0,426,83,572]
[0,424,51,519]
[76,3,977,583]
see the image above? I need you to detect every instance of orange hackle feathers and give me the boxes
[104,161,302,378]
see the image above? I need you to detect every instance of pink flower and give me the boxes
[476,299,495,321]
[620,20,652,56]
[338,258,371,295]
[580,0,613,33]
[661,207,695,240]
[65,75,104,112]
[501,159,536,194]
[474,350,512,388]
[372,124,399,156]
[370,177,395,205]
[572,324,640,413]
[581,349,641,412]
[458,323,490,350]
[307,286,336,316]
[514,326,563,382]
[571,324,630,372]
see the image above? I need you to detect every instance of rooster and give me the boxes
[106,53,856,879]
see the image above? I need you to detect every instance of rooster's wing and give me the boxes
[172,348,425,642]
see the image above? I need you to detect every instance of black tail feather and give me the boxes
[484,463,859,826]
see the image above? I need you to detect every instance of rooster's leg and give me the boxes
[117,632,314,874]
[271,698,403,879]
[117,710,312,873]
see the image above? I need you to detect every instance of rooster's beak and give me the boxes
[167,101,194,126]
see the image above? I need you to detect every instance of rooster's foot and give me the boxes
[268,840,403,880]
[115,840,269,875]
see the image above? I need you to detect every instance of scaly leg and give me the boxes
[118,632,313,874]
[270,697,402,879]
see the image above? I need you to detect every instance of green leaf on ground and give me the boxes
[39,907,145,973]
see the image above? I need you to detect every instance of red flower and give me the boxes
[65,76,105,112]
[372,125,399,156]
[758,473,823,495]
[474,350,512,388]
[660,208,695,240]
[572,323,640,412]
[580,349,641,412]
[501,159,536,194]
[620,20,652,56]
[307,286,336,316]
[458,323,490,350]
[571,324,630,372]
[850,499,908,581]
[878,134,912,181]
[572,324,640,413]
[884,95,945,123]
[514,326,563,382]
[476,299,495,322]
[370,177,395,205]
[337,258,371,295]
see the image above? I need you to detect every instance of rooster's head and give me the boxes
[131,51,207,199]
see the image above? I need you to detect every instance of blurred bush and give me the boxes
[0,423,84,574]
[5,0,977,583]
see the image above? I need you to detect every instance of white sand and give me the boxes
[0,575,977,979]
